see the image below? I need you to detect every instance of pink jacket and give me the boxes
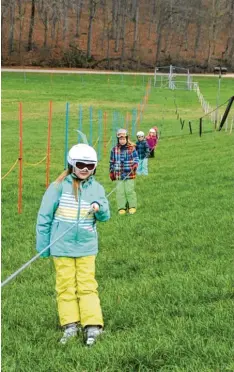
[146,135,158,149]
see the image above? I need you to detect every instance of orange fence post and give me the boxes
[46,100,53,189]
[18,102,23,214]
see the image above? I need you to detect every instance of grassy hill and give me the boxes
[1,72,234,371]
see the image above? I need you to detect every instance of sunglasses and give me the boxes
[75,162,96,171]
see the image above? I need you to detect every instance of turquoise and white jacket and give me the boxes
[36,175,110,258]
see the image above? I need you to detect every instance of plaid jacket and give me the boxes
[136,140,150,159]
[110,144,139,180]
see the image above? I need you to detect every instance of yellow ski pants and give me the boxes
[53,256,103,327]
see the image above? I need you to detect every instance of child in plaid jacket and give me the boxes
[109,128,139,215]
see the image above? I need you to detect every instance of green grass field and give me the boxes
[1,72,234,371]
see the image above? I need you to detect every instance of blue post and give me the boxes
[89,106,93,145]
[98,110,103,160]
[116,111,119,128]
[132,109,137,137]
[64,102,69,169]
[120,114,124,129]
[112,112,117,147]
[78,105,83,142]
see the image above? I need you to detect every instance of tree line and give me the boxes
[2,0,234,71]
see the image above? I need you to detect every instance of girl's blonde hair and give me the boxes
[55,168,79,201]
[127,139,135,147]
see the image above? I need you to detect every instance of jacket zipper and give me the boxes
[76,186,81,241]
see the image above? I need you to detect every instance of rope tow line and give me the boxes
[1,159,18,180]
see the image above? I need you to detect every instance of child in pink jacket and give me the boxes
[146,128,159,158]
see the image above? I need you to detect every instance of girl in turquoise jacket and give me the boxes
[36,143,110,346]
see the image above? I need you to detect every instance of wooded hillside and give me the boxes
[2,0,234,72]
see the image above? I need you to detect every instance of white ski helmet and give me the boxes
[67,144,97,168]
[149,128,156,133]
[117,128,128,137]
[137,131,144,137]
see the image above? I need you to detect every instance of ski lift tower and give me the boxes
[154,65,194,90]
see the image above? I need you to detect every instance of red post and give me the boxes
[46,101,52,189]
[18,102,23,214]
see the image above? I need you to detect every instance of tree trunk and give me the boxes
[147,0,156,40]
[111,0,117,39]
[120,9,127,69]
[106,22,111,69]
[8,2,16,54]
[43,12,48,47]
[101,0,107,50]
[207,0,217,69]
[87,0,98,59]
[27,0,35,51]
[63,0,69,46]
[132,0,139,59]
[155,1,163,65]
[75,0,83,37]
[56,22,60,48]
[18,0,26,54]
[115,1,121,52]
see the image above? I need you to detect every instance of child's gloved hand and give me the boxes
[109,172,115,181]
[132,164,138,171]
[91,202,100,212]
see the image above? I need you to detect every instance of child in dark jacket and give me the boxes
[109,128,139,215]
[135,131,150,175]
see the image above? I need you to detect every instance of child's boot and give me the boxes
[60,323,79,344]
[84,326,103,346]
[128,208,136,215]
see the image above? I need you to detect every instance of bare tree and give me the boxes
[27,0,36,51]
[1,0,10,55]
[147,0,156,40]
[50,0,61,47]
[120,0,127,68]
[8,0,16,54]
[224,0,234,67]
[74,0,83,37]
[62,0,70,46]
[206,0,226,69]
[114,0,121,52]
[132,0,139,59]
[111,0,118,39]
[37,0,52,47]
[17,0,27,53]
[87,0,100,59]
